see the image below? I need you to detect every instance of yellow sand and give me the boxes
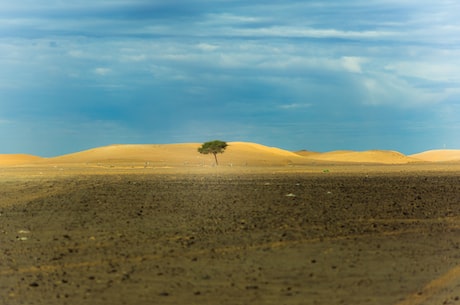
[1,142,459,166]
[410,149,460,162]
[0,154,44,165]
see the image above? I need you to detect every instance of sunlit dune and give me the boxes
[0,154,43,165]
[229,142,299,157]
[300,150,419,164]
[219,142,304,166]
[2,143,455,167]
[410,149,460,162]
[294,150,321,157]
[46,143,416,166]
[44,142,305,167]
[47,144,204,166]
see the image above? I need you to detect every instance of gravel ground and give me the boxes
[1,167,459,305]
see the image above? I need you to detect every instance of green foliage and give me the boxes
[198,140,228,165]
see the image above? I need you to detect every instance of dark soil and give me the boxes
[1,171,460,304]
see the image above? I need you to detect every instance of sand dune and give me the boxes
[44,142,305,167]
[50,143,415,166]
[0,154,43,166]
[219,142,304,166]
[294,150,321,157]
[300,150,419,164]
[46,144,204,166]
[410,149,460,162]
[2,142,453,167]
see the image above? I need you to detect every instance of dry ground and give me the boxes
[1,164,459,305]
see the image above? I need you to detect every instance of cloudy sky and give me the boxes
[1,1,459,156]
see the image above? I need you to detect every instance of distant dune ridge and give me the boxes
[45,142,304,167]
[0,154,43,165]
[295,149,420,164]
[48,144,201,164]
[1,142,459,166]
[409,149,460,162]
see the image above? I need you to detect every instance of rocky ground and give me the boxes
[0,167,459,304]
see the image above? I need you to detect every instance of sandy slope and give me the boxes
[294,150,321,157]
[302,150,420,164]
[0,154,43,165]
[220,142,304,166]
[43,142,305,167]
[47,142,415,166]
[2,143,457,166]
[47,144,203,165]
[410,149,460,162]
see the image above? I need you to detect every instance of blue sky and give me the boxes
[1,1,459,156]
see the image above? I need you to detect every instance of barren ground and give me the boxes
[1,164,459,305]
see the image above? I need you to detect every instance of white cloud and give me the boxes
[230,26,397,40]
[161,54,190,61]
[279,103,312,110]
[257,55,338,72]
[341,56,366,73]
[205,13,262,25]
[93,67,112,76]
[362,73,443,107]
[196,43,219,52]
[385,61,460,83]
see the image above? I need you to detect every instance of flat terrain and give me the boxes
[1,164,460,305]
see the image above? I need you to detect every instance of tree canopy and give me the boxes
[198,140,228,165]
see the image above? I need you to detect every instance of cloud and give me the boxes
[93,67,112,76]
[279,103,312,110]
[1,0,459,155]
[341,56,365,73]
[230,26,396,40]
[121,53,147,62]
[361,73,443,106]
[67,50,86,58]
[196,43,219,52]
[385,61,460,83]
[205,13,263,25]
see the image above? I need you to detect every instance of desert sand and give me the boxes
[1,142,459,168]
[296,149,419,164]
[0,154,43,166]
[410,149,460,162]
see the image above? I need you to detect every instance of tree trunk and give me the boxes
[213,153,218,166]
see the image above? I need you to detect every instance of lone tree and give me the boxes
[198,140,228,166]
